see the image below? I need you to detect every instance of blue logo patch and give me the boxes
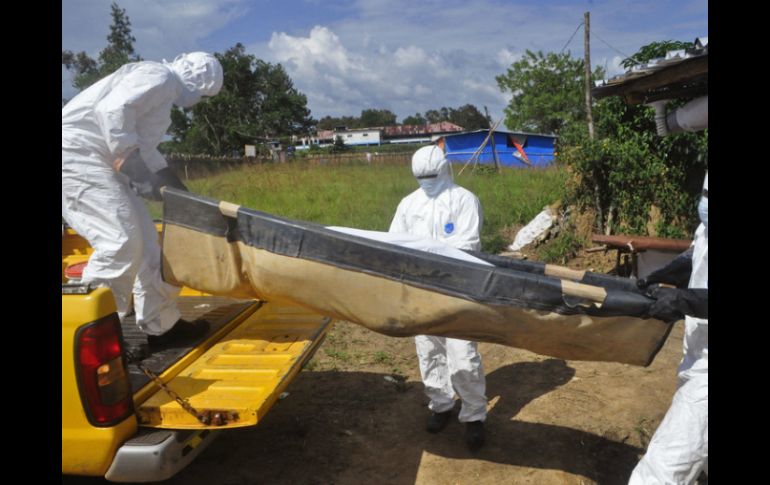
[444,222,454,234]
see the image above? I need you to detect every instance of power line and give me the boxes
[560,22,584,54]
[592,30,640,65]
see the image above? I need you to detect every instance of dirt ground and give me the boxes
[162,249,682,485]
[65,249,686,485]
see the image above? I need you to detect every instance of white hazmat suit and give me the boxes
[389,145,487,423]
[629,172,708,484]
[62,52,223,336]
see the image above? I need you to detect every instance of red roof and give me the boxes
[382,122,464,137]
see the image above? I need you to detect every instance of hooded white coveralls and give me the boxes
[389,145,487,423]
[629,173,708,484]
[62,52,223,336]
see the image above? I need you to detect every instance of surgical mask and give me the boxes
[698,191,708,228]
[418,176,446,197]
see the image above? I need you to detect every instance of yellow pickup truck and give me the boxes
[62,224,333,482]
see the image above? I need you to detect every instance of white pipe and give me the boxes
[667,96,708,133]
[646,96,708,136]
[648,100,669,136]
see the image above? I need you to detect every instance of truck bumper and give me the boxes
[104,427,219,482]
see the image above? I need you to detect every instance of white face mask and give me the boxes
[418,177,446,197]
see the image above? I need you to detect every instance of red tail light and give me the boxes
[75,314,133,426]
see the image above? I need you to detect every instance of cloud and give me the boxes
[269,26,362,76]
[62,0,250,63]
[263,24,513,122]
[496,48,520,68]
[63,0,250,100]
[255,0,706,123]
[63,0,707,124]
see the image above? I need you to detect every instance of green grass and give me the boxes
[300,142,430,155]
[148,162,569,253]
[324,348,352,362]
[372,351,394,365]
[534,231,584,264]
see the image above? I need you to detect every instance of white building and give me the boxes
[335,128,381,146]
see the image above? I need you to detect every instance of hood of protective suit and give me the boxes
[165,52,224,108]
[412,145,453,197]
[698,172,708,228]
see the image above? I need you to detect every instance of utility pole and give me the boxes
[584,12,607,233]
[584,11,595,140]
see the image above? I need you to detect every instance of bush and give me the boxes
[561,97,707,238]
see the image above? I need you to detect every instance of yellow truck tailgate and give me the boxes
[137,301,332,429]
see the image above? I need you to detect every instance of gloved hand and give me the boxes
[637,246,694,289]
[154,167,188,194]
[129,179,163,201]
[115,149,163,201]
[646,286,708,322]
[115,149,187,201]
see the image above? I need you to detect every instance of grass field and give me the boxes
[149,161,569,253]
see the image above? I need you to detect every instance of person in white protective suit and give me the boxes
[62,52,224,352]
[389,144,488,452]
[628,95,709,484]
[628,172,708,484]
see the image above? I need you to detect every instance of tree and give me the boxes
[402,113,426,125]
[401,105,487,129]
[360,108,397,127]
[255,60,314,137]
[496,50,603,136]
[448,104,489,130]
[621,40,692,69]
[424,107,450,123]
[330,135,350,153]
[62,2,142,91]
[168,43,314,155]
[561,40,707,237]
[317,115,360,130]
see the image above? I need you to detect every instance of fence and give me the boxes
[166,152,412,180]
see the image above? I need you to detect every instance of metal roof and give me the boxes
[382,122,464,137]
[592,37,708,104]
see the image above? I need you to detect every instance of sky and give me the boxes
[62,0,708,125]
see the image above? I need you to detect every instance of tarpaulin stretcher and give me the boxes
[160,189,673,366]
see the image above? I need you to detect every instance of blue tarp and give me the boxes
[443,130,557,167]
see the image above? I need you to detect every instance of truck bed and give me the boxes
[63,224,334,481]
[129,297,332,429]
[122,296,257,392]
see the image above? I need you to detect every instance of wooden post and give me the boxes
[584,11,595,140]
[484,105,500,171]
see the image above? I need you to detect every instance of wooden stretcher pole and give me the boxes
[545,264,586,282]
[219,201,241,218]
[560,279,607,303]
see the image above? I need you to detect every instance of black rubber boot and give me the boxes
[426,410,452,433]
[465,420,485,452]
[123,341,148,362]
[147,319,210,349]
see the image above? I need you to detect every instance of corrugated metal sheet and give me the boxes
[592,37,708,103]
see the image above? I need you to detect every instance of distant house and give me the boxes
[294,127,379,148]
[293,122,465,149]
[295,130,334,148]
[382,122,464,144]
[336,128,382,146]
[438,129,558,168]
